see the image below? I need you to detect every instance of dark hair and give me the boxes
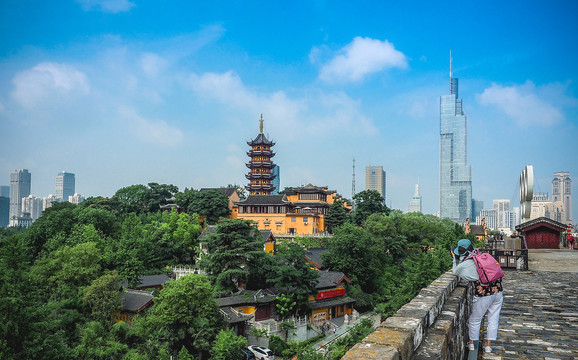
[458,244,474,255]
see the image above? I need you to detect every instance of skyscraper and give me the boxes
[9,169,31,220]
[439,55,472,223]
[365,165,386,205]
[552,172,572,225]
[22,195,43,221]
[493,199,510,229]
[55,171,75,202]
[407,184,422,213]
[0,186,9,228]
[271,165,280,195]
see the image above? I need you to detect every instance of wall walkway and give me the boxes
[342,249,578,360]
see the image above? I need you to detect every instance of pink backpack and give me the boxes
[466,249,505,285]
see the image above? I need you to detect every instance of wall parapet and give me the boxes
[342,271,473,360]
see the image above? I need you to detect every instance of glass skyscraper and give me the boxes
[55,171,75,202]
[365,165,386,205]
[440,67,472,223]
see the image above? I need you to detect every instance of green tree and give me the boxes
[325,198,349,234]
[24,201,78,256]
[352,190,390,226]
[82,272,122,322]
[130,274,225,358]
[189,189,231,225]
[210,328,248,360]
[113,185,151,215]
[199,219,268,296]
[267,242,319,315]
[73,321,128,360]
[322,223,383,292]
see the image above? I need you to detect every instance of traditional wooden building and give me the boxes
[308,271,354,325]
[216,289,277,336]
[516,217,565,249]
[246,115,276,195]
[235,184,346,235]
[465,218,487,241]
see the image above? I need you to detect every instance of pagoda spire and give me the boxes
[259,114,264,134]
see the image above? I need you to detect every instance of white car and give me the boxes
[248,345,274,360]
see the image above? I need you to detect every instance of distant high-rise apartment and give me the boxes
[440,55,472,224]
[493,199,510,229]
[552,172,572,225]
[407,184,422,213]
[55,171,75,202]
[365,166,386,205]
[477,209,498,230]
[68,193,85,205]
[271,165,280,195]
[22,195,43,221]
[43,194,60,210]
[9,169,31,220]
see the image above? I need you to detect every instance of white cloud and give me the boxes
[77,0,135,13]
[140,53,168,78]
[12,62,90,108]
[318,37,407,83]
[119,107,184,146]
[478,81,565,127]
[188,70,377,137]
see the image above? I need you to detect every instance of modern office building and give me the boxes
[22,195,43,221]
[407,184,422,213]
[365,166,386,205]
[472,199,484,222]
[9,169,31,220]
[55,171,75,202]
[439,57,472,224]
[271,165,280,195]
[493,199,511,229]
[477,209,498,230]
[552,172,572,225]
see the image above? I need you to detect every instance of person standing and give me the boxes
[451,239,504,354]
[569,235,574,250]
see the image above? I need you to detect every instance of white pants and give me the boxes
[468,292,503,341]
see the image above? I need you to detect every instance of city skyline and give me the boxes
[1,1,577,219]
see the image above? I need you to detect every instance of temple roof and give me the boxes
[236,195,289,205]
[284,183,336,195]
[247,133,274,146]
[516,216,566,232]
[199,187,237,197]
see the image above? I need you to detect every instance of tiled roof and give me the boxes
[215,289,277,307]
[305,248,327,269]
[235,194,289,205]
[120,274,172,289]
[316,271,350,289]
[121,289,154,312]
[516,217,566,232]
[309,296,355,310]
[247,133,274,146]
[220,307,255,323]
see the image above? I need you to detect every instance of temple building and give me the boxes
[246,115,276,195]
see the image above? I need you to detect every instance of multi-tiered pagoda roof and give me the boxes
[246,115,276,195]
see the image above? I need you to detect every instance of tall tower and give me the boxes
[55,171,75,201]
[365,165,386,205]
[407,184,422,213]
[245,115,276,195]
[9,169,31,220]
[440,53,472,223]
[552,172,572,224]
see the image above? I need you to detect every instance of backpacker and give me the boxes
[466,249,505,285]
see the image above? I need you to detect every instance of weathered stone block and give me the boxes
[383,316,424,352]
[365,328,413,359]
[341,342,400,360]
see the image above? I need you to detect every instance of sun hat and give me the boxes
[453,239,474,257]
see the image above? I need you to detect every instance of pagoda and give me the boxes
[246,115,276,195]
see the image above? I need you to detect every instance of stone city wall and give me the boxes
[342,271,473,360]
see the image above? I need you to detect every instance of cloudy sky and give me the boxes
[1,0,577,218]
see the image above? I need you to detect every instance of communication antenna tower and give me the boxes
[352,158,356,209]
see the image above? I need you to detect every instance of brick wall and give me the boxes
[342,271,473,360]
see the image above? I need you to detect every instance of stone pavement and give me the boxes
[480,250,578,360]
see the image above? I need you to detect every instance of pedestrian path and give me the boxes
[481,269,578,359]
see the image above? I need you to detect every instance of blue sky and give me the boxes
[1,0,577,219]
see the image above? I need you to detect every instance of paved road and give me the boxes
[481,249,578,360]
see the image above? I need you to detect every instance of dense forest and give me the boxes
[0,185,474,359]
